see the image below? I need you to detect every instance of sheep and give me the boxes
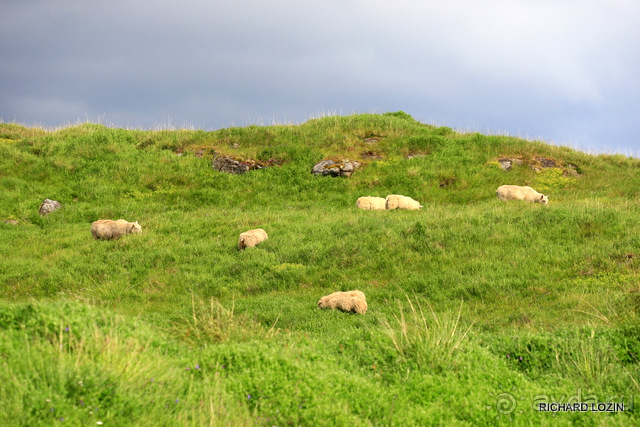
[385,194,423,210]
[318,290,368,314]
[238,228,268,250]
[356,196,387,210]
[91,219,142,240]
[496,185,549,204]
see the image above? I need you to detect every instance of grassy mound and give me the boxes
[1,112,638,425]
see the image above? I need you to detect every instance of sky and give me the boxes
[1,1,639,155]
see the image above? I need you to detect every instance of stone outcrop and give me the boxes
[312,159,361,177]
[494,156,582,176]
[497,157,523,171]
[212,155,267,175]
[39,199,61,216]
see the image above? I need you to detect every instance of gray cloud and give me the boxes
[1,1,639,153]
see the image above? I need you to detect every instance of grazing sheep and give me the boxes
[496,185,549,204]
[91,219,142,240]
[356,196,387,210]
[385,194,423,210]
[238,228,268,250]
[318,290,368,314]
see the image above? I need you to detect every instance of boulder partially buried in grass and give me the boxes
[312,159,361,177]
[212,155,267,175]
[39,199,61,216]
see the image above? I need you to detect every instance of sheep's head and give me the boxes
[130,221,142,233]
[540,195,549,204]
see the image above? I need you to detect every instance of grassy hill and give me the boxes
[1,112,639,425]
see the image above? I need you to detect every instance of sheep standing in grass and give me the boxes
[238,228,268,250]
[385,194,423,210]
[496,185,549,204]
[318,290,368,314]
[91,219,142,240]
[356,196,387,210]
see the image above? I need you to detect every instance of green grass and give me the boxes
[1,112,639,425]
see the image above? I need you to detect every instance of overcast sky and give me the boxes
[2,1,639,155]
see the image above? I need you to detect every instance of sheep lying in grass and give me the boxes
[91,219,142,240]
[356,196,387,210]
[496,185,549,204]
[238,228,268,250]
[318,290,368,314]
[385,194,423,210]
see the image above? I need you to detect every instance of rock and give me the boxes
[364,137,379,144]
[212,155,264,175]
[497,157,523,171]
[537,157,557,168]
[311,159,361,177]
[530,156,559,172]
[496,155,581,176]
[39,199,61,216]
[2,219,19,225]
[564,163,582,176]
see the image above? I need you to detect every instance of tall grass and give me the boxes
[381,296,475,371]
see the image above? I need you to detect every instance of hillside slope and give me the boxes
[1,113,639,425]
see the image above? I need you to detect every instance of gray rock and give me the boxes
[39,199,61,216]
[536,157,557,169]
[312,159,361,177]
[498,158,522,171]
[212,155,263,175]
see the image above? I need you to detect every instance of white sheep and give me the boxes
[356,196,387,210]
[238,228,268,250]
[385,194,423,210]
[318,290,368,314]
[91,219,142,240]
[496,185,549,204]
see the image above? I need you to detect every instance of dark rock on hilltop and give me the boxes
[530,156,557,171]
[498,157,523,171]
[494,155,582,176]
[312,159,361,177]
[212,155,268,175]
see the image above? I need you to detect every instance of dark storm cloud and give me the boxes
[1,1,639,153]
